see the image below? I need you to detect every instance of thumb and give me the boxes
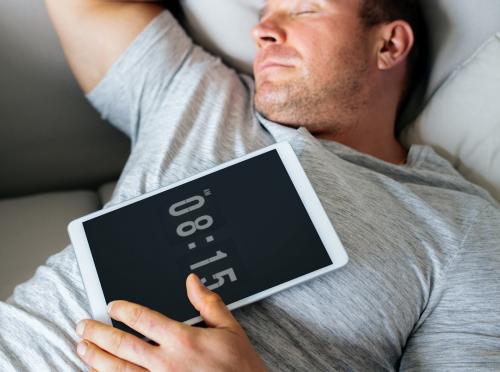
[186,273,241,332]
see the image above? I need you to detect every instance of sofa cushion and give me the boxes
[0,191,101,300]
[0,0,130,198]
[98,181,118,206]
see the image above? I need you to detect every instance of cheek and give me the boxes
[295,18,367,60]
[311,38,368,79]
[300,41,343,81]
[292,26,350,74]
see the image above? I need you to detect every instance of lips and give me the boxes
[257,60,294,74]
[254,47,300,75]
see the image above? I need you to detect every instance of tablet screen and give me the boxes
[83,149,333,328]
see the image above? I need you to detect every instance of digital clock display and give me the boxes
[83,150,333,331]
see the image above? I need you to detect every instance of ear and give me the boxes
[377,21,414,71]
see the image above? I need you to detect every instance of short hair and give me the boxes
[359,0,430,136]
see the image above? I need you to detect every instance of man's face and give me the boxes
[253,0,375,133]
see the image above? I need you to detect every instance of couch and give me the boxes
[0,0,130,299]
[1,0,499,300]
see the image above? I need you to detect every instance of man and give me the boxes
[1,0,499,370]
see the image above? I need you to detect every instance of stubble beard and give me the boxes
[254,51,370,136]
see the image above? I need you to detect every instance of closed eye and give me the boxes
[293,10,317,16]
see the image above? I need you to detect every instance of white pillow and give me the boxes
[403,33,500,202]
[180,0,261,75]
[179,0,500,202]
[419,0,500,101]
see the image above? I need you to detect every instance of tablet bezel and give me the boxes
[68,142,348,326]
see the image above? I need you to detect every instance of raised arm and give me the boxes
[44,0,166,93]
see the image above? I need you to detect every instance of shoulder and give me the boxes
[406,145,498,208]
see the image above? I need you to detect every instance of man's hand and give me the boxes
[75,273,266,371]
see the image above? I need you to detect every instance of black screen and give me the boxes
[83,150,332,330]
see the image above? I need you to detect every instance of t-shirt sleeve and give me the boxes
[399,203,500,370]
[85,10,194,145]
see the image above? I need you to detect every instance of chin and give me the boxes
[255,85,286,115]
[255,106,303,129]
[254,90,304,127]
[255,96,283,122]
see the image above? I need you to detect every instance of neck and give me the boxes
[313,96,408,165]
[316,123,407,165]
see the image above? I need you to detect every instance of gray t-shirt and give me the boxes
[1,10,500,371]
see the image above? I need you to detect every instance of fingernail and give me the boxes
[77,341,88,357]
[76,321,85,337]
[107,301,115,314]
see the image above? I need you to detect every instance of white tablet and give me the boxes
[68,142,348,332]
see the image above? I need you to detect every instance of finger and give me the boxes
[76,340,147,372]
[108,300,187,344]
[186,273,242,332]
[77,319,154,369]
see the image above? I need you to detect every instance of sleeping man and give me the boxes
[1,0,500,370]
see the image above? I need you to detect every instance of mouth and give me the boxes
[256,60,294,75]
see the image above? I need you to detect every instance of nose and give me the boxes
[252,18,286,49]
